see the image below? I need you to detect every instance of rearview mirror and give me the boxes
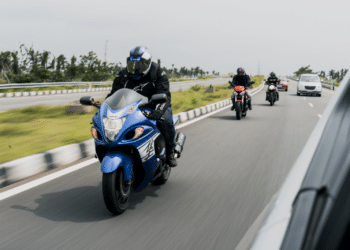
[228,81,232,84]
[80,96,94,105]
[264,79,266,81]
[150,93,167,104]
[251,81,255,84]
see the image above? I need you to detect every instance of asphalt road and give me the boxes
[0,81,336,250]
[0,77,229,112]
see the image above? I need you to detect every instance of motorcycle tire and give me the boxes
[235,103,242,120]
[102,168,131,215]
[152,165,171,185]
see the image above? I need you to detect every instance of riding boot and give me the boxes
[248,100,252,110]
[166,145,178,167]
[231,98,235,110]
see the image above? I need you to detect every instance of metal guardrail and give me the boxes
[0,81,112,90]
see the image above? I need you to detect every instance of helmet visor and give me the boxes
[127,57,151,76]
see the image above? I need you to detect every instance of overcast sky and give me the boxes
[1,0,349,76]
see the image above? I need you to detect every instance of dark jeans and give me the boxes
[157,107,176,148]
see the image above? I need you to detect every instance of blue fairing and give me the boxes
[101,151,133,181]
[173,115,179,125]
[92,89,174,192]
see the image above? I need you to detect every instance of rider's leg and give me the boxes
[276,88,279,100]
[247,91,252,110]
[231,92,237,110]
[157,107,177,167]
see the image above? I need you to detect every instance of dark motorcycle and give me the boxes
[266,84,278,106]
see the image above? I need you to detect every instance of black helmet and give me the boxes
[237,67,245,76]
[270,72,276,77]
[126,46,152,78]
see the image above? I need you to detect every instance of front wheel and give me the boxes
[235,102,242,120]
[285,88,288,92]
[102,169,131,215]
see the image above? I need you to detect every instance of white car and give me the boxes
[297,74,322,96]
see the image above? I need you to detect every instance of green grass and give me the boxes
[0,76,263,164]
[0,105,99,164]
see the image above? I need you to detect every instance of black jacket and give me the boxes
[266,76,280,86]
[106,62,171,106]
[231,74,251,88]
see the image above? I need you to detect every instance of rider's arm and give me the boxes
[231,75,238,86]
[245,75,252,88]
[105,70,125,99]
[155,67,171,105]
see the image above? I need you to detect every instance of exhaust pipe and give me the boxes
[174,132,186,158]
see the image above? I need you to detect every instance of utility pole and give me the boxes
[105,40,108,62]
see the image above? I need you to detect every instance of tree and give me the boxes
[0,51,11,82]
[294,65,314,76]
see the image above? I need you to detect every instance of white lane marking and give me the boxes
[303,97,306,100]
[0,158,99,201]
[2,85,266,199]
[318,114,322,118]
[309,103,313,107]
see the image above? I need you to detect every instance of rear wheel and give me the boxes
[152,165,171,185]
[235,103,241,120]
[102,169,131,215]
[285,88,288,92]
[270,96,274,106]
[297,92,300,96]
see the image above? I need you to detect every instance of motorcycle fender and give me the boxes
[101,151,133,181]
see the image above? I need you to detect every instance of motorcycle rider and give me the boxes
[230,67,253,110]
[266,72,280,100]
[106,46,178,167]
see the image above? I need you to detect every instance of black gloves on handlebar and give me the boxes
[148,99,170,120]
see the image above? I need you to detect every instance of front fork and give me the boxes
[232,92,248,110]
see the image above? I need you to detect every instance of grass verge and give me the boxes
[0,75,263,164]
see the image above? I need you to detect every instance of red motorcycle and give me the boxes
[233,85,249,120]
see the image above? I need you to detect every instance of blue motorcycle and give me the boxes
[80,89,186,214]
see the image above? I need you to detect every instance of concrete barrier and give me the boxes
[194,108,201,117]
[187,110,195,120]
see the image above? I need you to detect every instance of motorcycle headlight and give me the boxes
[103,116,127,142]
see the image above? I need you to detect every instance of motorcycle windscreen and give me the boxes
[105,88,148,110]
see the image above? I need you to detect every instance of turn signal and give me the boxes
[91,127,98,139]
[132,127,144,139]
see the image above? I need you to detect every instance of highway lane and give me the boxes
[0,77,229,112]
[0,81,335,249]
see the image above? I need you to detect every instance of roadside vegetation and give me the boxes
[0,45,219,84]
[0,75,263,164]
